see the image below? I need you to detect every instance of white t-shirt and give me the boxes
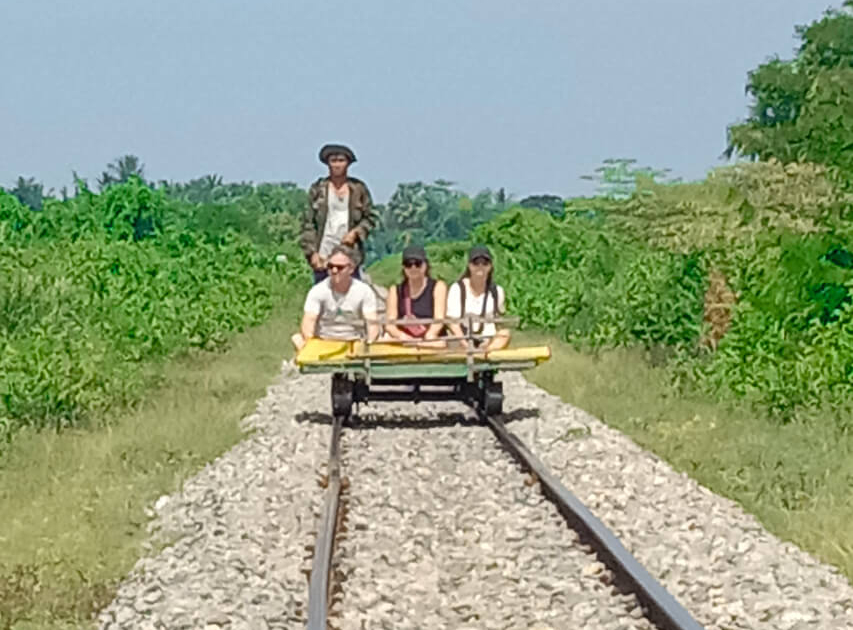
[304,278,377,339]
[446,279,506,337]
[318,184,349,258]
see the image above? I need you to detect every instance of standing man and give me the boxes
[301,144,377,283]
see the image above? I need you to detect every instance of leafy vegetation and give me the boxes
[97,155,146,191]
[372,160,853,425]
[6,177,48,211]
[490,181,852,423]
[0,179,308,442]
[0,301,303,629]
[727,2,853,182]
[580,157,678,199]
[366,180,513,263]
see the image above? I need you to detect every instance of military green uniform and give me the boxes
[300,176,376,267]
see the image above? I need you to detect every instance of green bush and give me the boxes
[425,201,853,424]
[0,185,307,440]
[471,209,707,349]
[597,161,852,253]
[682,232,853,422]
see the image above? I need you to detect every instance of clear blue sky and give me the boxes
[0,0,839,202]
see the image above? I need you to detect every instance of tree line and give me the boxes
[2,156,572,265]
[5,1,853,257]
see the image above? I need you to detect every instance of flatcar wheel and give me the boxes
[483,381,503,416]
[331,374,354,418]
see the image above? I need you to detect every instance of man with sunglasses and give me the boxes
[300,143,376,284]
[291,245,379,350]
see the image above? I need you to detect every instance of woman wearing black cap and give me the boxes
[384,244,448,343]
[446,245,510,351]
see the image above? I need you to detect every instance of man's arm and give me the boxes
[301,312,319,341]
[300,182,320,261]
[351,182,376,242]
[363,311,380,342]
[301,286,322,340]
[361,285,380,342]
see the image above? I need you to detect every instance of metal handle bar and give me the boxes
[316,314,519,326]
[371,333,506,345]
[381,315,519,326]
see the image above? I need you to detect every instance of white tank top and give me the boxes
[319,183,349,258]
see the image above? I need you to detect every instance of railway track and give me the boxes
[306,404,704,630]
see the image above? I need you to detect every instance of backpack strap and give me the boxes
[401,282,411,316]
[457,280,470,333]
[490,283,501,316]
[458,280,501,334]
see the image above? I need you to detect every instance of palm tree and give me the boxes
[98,155,146,191]
[10,176,45,210]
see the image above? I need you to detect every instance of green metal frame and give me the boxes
[299,359,539,380]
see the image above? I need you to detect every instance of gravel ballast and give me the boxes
[96,365,853,630]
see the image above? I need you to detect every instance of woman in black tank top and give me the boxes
[384,244,448,342]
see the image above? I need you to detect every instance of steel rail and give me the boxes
[305,413,344,630]
[304,386,704,629]
[480,411,705,630]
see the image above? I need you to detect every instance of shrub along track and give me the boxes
[96,368,853,630]
[308,400,702,630]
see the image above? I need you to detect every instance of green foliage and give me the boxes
[581,158,677,199]
[0,185,307,440]
[519,194,565,217]
[162,176,307,214]
[532,163,853,423]
[7,176,47,211]
[374,207,707,352]
[681,233,853,422]
[162,178,306,249]
[97,155,146,191]
[599,160,853,253]
[728,4,853,180]
[367,181,511,263]
[470,209,706,348]
[390,162,853,424]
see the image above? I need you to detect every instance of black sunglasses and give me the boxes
[326,262,349,272]
[403,259,424,268]
[470,257,491,266]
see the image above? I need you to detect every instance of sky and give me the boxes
[0,0,840,202]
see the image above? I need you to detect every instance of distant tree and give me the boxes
[161,174,223,203]
[519,194,564,217]
[98,155,146,191]
[581,158,674,199]
[366,181,513,263]
[9,176,46,210]
[253,182,307,215]
[71,170,89,196]
[726,2,853,179]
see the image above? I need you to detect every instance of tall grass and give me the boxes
[0,300,305,629]
[517,330,853,583]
